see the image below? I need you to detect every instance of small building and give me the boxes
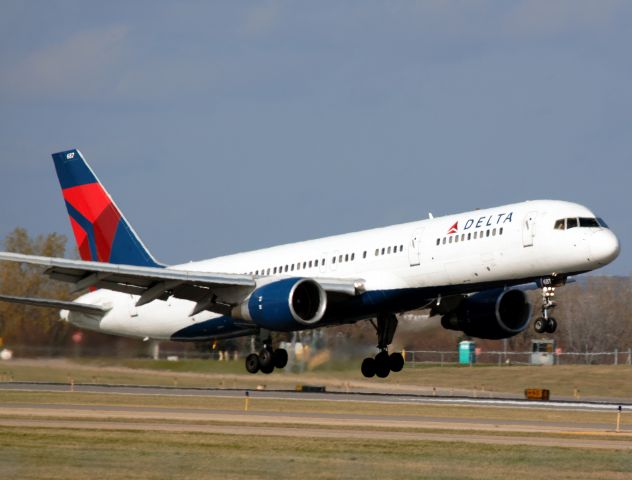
[459,340,476,365]
[531,339,556,365]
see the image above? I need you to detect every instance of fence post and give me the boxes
[615,348,618,366]
[628,349,631,366]
[440,352,444,367]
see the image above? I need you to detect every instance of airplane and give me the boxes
[0,149,620,378]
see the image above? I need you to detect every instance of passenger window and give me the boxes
[449,236,453,244]
[387,247,391,254]
[309,261,312,268]
[467,233,471,240]
[442,237,446,245]
[322,258,326,265]
[332,257,336,264]
[492,228,496,236]
[381,248,385,255]
[486,230,490,237]
[436,238,440,246]
[375,249,379,256]
[363,251,367,259]
[339,255,343,262]
[554,219,565,230]
[566,218,578,229]
[315,259,319,267]
[351,253,355,261]
[290,265,294,271]
[473,232,477,239]
[344,254,348,262]
[499,227,503,235]
[303,262,307,268]
[273,267,277,274]
[284,265,288,272]
[455,235,459,243]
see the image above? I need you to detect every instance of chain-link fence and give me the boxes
[404,349,632,366]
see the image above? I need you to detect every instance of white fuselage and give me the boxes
[65,200,620,340]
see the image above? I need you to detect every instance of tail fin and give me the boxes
[52,149,163,268]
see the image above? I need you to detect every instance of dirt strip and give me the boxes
[1,417,631,450]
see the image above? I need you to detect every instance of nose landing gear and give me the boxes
[534,280,559,334]
[361,313,405,378]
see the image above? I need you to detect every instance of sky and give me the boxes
[0,1,630,275]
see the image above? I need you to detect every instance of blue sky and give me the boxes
[0,1,630,275]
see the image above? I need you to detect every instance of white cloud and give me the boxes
[0,25,129,99]
[502,0,629,38]
[240,1,282,37]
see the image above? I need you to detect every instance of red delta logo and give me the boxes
[447,221,458,235]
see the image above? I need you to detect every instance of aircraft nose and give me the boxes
[589,229,620,266]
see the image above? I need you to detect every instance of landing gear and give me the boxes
[361,313,405,378]
[244,331,288,374]
[534,279,560,334]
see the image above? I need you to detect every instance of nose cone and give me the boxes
[589,229,620,266]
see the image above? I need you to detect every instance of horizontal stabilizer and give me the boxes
[0,294,110,315]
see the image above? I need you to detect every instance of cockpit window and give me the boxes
[579,217,599,228]
[554,216,606,230]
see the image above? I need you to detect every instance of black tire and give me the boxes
[245,353,260,374]
[259,348,273,369]
[273,349,288,369]
[389,352,405,373]
[546,317,558,334]
[375,351,390,378]
[260,362,274,374]
[534,318,547,334]
[361,357,376,378]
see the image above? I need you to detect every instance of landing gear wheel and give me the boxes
[389,352,405,373]
[245,353,260,374]
[258,348,273,369]
[534,317,547,334]
[375,351,390,378]
[546,317,557,334]
[273,349,288,369]
[260,362,274,374]
[361,358,376,378]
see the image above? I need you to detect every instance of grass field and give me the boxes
[2,358,632,400]
[1,426,631,480]
[2,359,632,479]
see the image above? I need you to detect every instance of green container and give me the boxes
[459,341,476,365]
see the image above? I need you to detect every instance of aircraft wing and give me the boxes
[0,294,110,315]
[0,252,363,316]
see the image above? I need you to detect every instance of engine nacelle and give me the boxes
[441,288,531,340]
[232,278,327,331]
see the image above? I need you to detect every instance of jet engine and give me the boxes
[232,277,327,331]
[440,288,531,340]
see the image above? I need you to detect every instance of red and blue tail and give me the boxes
[52,149,163,268]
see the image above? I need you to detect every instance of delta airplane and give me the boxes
[0,149,620,378]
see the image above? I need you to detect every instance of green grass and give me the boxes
[0,426,630,480]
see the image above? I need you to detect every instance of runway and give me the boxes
[1,382,632,450]
[1,380,630,411]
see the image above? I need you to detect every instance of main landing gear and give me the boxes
[361,313,405,379]
[534,281,558,334]
[245,332,288,374]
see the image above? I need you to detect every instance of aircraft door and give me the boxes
[408,228,423,266]
[522,212,537,247]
